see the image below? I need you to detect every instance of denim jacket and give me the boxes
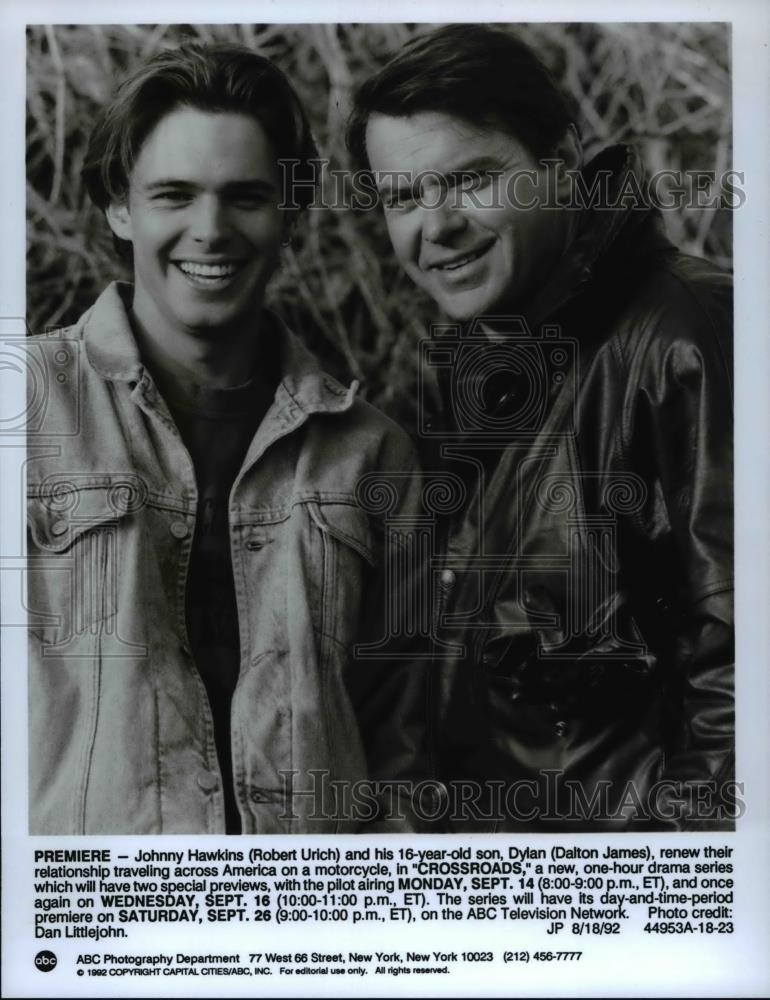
[27,283,424,834]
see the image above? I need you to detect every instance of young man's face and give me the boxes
[107,106,285,340]
[365,111,571,321]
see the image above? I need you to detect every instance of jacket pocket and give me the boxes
[307,501,377,568]
[307,501,377,645]
[27,480,138,645]
[305,501,374,817]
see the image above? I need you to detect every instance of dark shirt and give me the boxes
[155,368,274,833]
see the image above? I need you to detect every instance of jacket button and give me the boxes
[246,539,263,551]
[196,771,219,792]
[250,788,267,803]
[439,569,456,588]
[50,518,68,537]
[170,520,189,539]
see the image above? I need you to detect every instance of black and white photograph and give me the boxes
[2,2,769,997]
[24,20,736,836]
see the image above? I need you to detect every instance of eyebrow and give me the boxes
[142,178,278,194]
[376,157,508,197]
[447,156,508,177]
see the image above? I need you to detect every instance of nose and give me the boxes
[189,194,230,246]
[420,199,467,245]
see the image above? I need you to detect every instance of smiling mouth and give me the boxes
[429,242,495,272]
[173,260,245,287]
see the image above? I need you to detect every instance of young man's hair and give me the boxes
[347,24,578,168]
[82,43,318,257]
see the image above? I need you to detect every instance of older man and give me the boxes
[348,24,734,830]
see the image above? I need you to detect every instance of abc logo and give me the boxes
[34,950,57,972]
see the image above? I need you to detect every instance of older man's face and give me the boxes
[366,111,570,321]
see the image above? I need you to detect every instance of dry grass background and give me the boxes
[26,23,731,432]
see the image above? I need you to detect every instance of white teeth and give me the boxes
[178,262,239,277]
[443,255,474,270]
[438,247,486,270]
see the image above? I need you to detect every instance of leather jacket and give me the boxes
[425,146,734,831]
[27,283,425,834]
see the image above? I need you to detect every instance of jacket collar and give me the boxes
[518,144,672,327]
[82,281,358,417]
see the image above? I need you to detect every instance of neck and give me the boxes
[480,209,583,341]
[130,291,262,389]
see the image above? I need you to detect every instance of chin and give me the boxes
[441,294,498,323]
[176,310,241,334]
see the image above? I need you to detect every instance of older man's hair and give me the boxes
[347,24,578,169]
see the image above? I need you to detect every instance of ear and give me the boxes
[281,209,298,248]
[105,202,133,242]
[546,125,583,205]
[555,124,583,174]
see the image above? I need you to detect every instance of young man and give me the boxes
[27,44,426,834]
[348,25,734,830]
